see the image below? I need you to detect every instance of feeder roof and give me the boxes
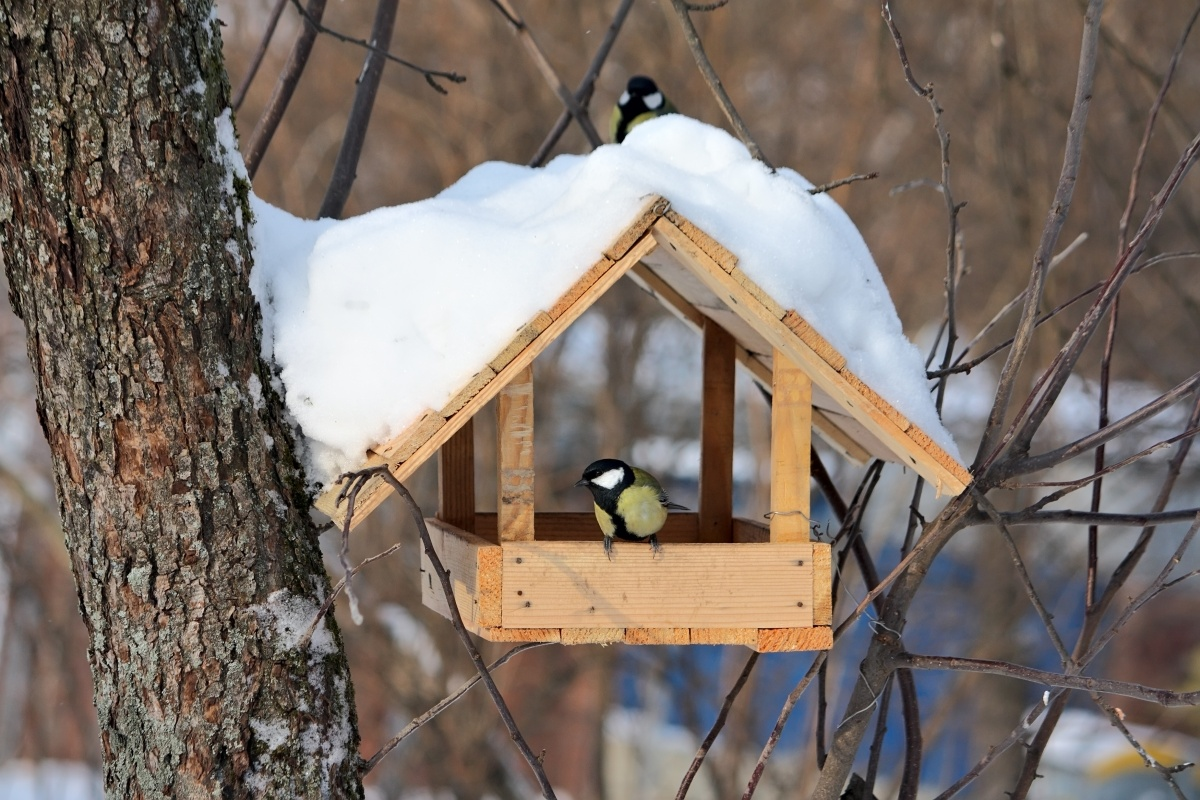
[248,116,971,527]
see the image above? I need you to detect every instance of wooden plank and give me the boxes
[754,627,832,652]
[439,366,496,417]
[650,218,968,497]
[437,420,475,533]
[690,628,757,647]
[421,519,503,628]
[372,410,445,463]
[664,208,738,272]
[497,365,534,542]
[560,628,624,645]
[314,231,660,529]
[501,541,816,629]
[628,262,706,328]
[782,310,847,371]
[549,257,612,320]
[474,512,698,544]
[604,195,667,260]
[477,627,562,643]
[731,267,786,321]
[811,543,833,627]
[490,312,552,374]
[771,349,812,543]
[700,320,736,543]
[624,628,690,646]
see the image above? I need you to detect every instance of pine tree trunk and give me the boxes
[0,1,363,796]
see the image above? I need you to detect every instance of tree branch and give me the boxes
[675,651,759,800]
[668,0,772,167]
[318,0,399,219]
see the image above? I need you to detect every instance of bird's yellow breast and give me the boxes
[615,484,669,537]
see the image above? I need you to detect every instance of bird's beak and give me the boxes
[574,478,588,488]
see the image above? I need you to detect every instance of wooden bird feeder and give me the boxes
[315,196,971,652]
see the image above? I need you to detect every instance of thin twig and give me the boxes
[741,653,828,799]
[1091,694,1193,799]
[363,642,551,773]
[245,0,329,177]
[897,652,1200,707]
[1002,507,1200,526]
[931,690,1063,800]
[232,0,287,111]
[675,651,760,800]
[808,173,879,195]
[862,675,895,797]
[668,0,772,167]
[319,0,400,219]
[297,539,402,649]
[974,0,1105,470]
[289,0,464,93]
[364,468,559,799]
[528,0,635,165]
[489,0,602,147]
[972,489,1071,665]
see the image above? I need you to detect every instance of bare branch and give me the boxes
[363,642,551,773]
[528,0,635,165]
[368,468,560,799]
[1091,694,1194,799]
[897,652,1200,707]
[675,652,759,800]
[319,0,399,219]
[741,653,828,799]
[975,0,1105,469]
[245,0,328,178]
[1002,507,1200,526]
[807,172,879,196]
[972,489,1071,665]
[668,0,772,167]
[231,0,287,111]
[489,0,602,148]
[1003,371,1200,478]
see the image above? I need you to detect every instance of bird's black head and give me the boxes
[618,76,665,115]
[575,458,634,503]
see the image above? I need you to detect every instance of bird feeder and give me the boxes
[315,197,970,652]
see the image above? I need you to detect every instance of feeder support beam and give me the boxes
[771,348,812,542]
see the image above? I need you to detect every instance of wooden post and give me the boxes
[437,420,475,532]
[497,364,535,541]
[771,348,811,542]
[699,319,736,543]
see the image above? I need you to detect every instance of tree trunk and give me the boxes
[0,1,363,796]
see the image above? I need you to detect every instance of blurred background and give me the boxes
[2,1,1199,797]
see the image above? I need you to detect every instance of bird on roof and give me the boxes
[610,75,678,144]
[576,458,687,558]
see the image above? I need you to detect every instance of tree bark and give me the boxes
[0,1,363,796]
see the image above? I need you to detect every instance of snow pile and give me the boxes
[251,115,960,488]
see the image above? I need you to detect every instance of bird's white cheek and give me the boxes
[591,467,625,490]
[618,90,631,106]
[644,92,663,110]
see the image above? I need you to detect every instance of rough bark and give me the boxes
[0,1,363,796]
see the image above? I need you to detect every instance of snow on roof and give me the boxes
[250,115,961,488]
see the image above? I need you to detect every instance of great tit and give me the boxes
[575,458,688,558]
[610,75,677,144]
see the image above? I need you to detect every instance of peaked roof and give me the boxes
[315,196,972,528]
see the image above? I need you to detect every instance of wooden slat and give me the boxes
[560,628,624,645]
[812,543,833,627]
[604,196,667,260]
[690,628,757,647]
[664,208,738,272]
[771,349,812,543]
[782,310,847,371]
[473,512,698,544]
[476,627,562,643]
[440,366,496,417]
[497,364,534,542]
[812,408,872,465]
[437,420,475,532]
[700,320,735,543]
[490,312,553,374]
[624,628,691,645]
[372,410,445,463]
[650,218,969,495]
[732,516,770,543]
[501,541,816,629]
[314,231,660,527]
[754,627,832,652]
[421,519,503,628]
